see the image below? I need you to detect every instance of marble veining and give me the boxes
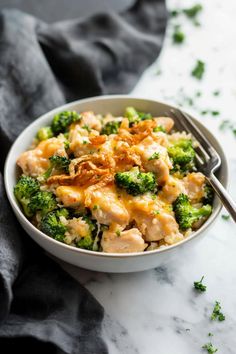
[60,0,236,352]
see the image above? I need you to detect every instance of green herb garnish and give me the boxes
[191,60,205,80]
[82,125,91,132]
[183,4,203,18]
[194,276,206,292]
[148,152,160,161]
[172,26,185,44]
[222,214,230,220]
[211,111,220,116]
[211,301,225,321]
[202,343,218,353]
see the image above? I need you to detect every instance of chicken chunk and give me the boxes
[80,111,102,131]
[133,136,172,185]
[135,211,183,244]
[101,228,147,253]
[17,137,67,177]
[183,172,205,203]
[85,185,129,227]
[160,175,186,203]
[154,117,174,132]
[56,186,85,207]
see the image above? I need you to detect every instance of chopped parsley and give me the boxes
[211,301,225,321]
[93,205,99,210]
[202,343,218,353]
[191,60,205,80]
[222,214,230,220]
[148,152,160,161]
[201,110,208,115]
[195,91,202,97]
[208,333,213,337]
[183,4,203,18]
[213,90,220,96]
[153,126,166,133]
[82,140,88,144]
[211,111,220,116]
[64,140,70,150]
[153,210,160,215]
[194,276,206,292]
[172,26,185,44]
[116,230,121,236]
[219,120,231,130]
[82,125,91,132]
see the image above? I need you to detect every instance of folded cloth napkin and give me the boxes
[0,0,167,353]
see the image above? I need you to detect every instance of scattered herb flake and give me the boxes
[64,140,70,150]
[116,230,121,237]
[183,4,203,18]
[211,301,225,321]
[222,214,230,220]
[195,91,202,97]
[208,333,213,337]
[156,69,162,76]
[82,125,91,132]
[194,276,207,292]
[83,140,88,144]
[213,90,220,96]
[148,152,160,161]
[201,110,208,115]
[153,126,166,133]
[191,60,205,80]
[202,343,218,353]
[151,194,157,200]
[219,120,231,130]
[153,210,160,215]
[172,26,185,44]
[93,205,98,210]
[211,111,220,116]
[171,9,179,17]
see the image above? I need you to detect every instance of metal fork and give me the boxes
[167,108,236,222]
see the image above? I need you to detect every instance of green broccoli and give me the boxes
[40,208,69,242]
[36,126,54,141]
[51,111,81,135]
[44,155,70,179]
[14,176,40,217]
[115,167,157,196]
[173,193,212,230]
[202,184,214,205]
[124,107,152,126]
[77,216,97,250]
[168,139,196,173]
[101,121,121,135]
[28,191,57,216]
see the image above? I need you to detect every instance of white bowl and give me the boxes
[4,96,228,273]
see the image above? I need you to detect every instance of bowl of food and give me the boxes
[4,96,228,272]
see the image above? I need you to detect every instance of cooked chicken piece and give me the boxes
[160,175,186,203]
[56,186,85,207]
[85,184,129,226]
[183,172,205,203]
[133,136,172,185]
[153,117,174,132]
[135,212,183,243]
[17,138,67,177]
[101,228,147,253]
[80,111,102,131]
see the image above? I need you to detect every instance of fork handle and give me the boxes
[207,173,236,222]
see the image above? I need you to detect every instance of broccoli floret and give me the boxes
[124,107,152,126]
[36,126,54,141]
[115,167,157,196]
[202,184,214,205]
[168,139,196,173]
[28,191,57,216]
[101,121,121,135]
[173,193,212,230]
[44,155,70,179]
[51,111,81,135]
[14,176,40,217]
[40,208,69,242]
[76,216,97,250]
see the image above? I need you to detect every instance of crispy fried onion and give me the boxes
[114,144,141,168]
[47,153,115,186]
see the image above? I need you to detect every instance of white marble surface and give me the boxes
[62,1,236,353]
